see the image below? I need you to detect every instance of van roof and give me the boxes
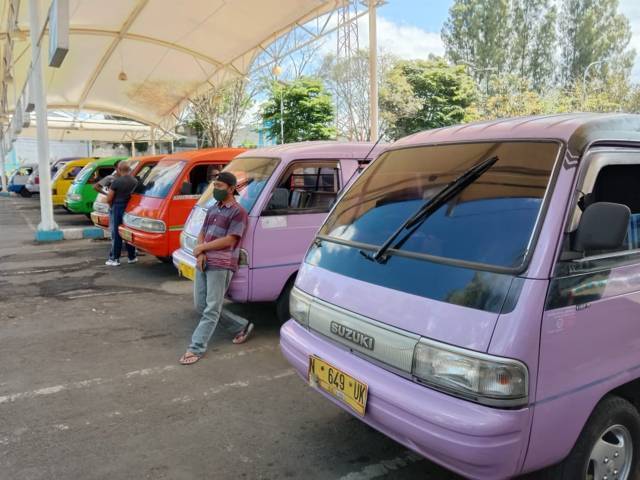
[128,154,165,164]
[88,156,129,167]
[159,147,246,163]
[393,113,640,156]
[237,141,387,160]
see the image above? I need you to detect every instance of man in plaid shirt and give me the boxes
[180,172,253,365]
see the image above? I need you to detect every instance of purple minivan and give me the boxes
[281,114,640,479]
[172,141,385,321]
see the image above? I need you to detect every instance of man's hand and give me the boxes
[197,254,207,272]
[193,244,204,257]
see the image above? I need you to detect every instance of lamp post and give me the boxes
[272,65,285,145]
[582,59,608,106]
[459,60,497,95]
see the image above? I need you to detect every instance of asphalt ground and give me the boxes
[0,195,471,480]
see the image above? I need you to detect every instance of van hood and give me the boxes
[125,194,164,219]
[295,260,518,353]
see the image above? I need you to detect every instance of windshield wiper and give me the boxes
[361,155,499,263]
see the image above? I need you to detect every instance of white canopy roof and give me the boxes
[1,0,345,129]
[19,116,179,142]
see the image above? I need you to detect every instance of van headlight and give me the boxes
[412,339,528,407]
[68,193,81,201]
[239,248,249,266]
[290,286,313,327]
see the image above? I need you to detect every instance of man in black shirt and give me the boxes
[106,161,138,266]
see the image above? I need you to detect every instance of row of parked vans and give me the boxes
[20,113,640,479]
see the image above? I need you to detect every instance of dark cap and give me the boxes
[216,171,237,187]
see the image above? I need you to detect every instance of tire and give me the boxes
[276,279,294,324]
[20,187,32,198]
[156,256,172,264]
[548,396,640,480]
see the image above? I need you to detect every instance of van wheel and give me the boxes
[548,396,640,480]
[20,187,32,198]
[156,256,172,263]
[276,280,294,324]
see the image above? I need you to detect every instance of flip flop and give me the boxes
[179,352,201,365]
[233,323,254,344]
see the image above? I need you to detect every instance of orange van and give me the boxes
[118,148,246,262]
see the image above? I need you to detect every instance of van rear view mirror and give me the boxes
[573,202,630,254]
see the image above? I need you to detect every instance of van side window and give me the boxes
[585,164,640,253]
[264,162,341,214]
[65,166,83,179]
[189,164,225,195]
[90,167,115,184]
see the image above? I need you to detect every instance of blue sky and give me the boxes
[365,0,640,81]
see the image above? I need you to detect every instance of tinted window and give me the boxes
[138,160,185,198]
[198,157,279,212]
[320,142,559,269]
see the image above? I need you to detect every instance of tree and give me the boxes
[187,78,254,148]
[509,0,557,91]
[379,58,477,140]
[261,78,336,143]
[559,0,635,86]
[320,49,396,141]
[441,0,510,88]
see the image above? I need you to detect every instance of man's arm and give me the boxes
[193,235,238,256]
[106,188,115,205]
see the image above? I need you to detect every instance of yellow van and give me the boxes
[52,158,95,206]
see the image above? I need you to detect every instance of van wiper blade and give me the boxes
[361,156,498,263]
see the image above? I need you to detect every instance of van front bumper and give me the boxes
[172,247,250,302]
[280,320,532,480]
[118,226,167,257]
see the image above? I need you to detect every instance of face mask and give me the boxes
[213,188,228,202]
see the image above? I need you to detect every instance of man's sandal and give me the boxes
[233,323,254,344]
[179,352,202,365]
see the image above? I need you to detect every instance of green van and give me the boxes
[64,156,128,214]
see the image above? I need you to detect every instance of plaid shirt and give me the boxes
[200,200,248,271]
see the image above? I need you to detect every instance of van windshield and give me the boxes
[198,157,280,212]
[318,141,560,270]
[138,160,185,198]
[73,164,96,184]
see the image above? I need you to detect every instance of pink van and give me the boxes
[172,141,385,321]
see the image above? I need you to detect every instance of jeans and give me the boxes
[189,268,248,355]
[109,202,136,261]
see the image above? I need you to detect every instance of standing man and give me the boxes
[94,159,121,195]
[105,161,138,266]
[179,171,253,366]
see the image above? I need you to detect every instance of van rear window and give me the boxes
[319,141,560,270]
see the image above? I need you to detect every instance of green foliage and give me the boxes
[442,0,510,86]
[261,78,336,143]
[560,0,634,85]
[380,58,477,139]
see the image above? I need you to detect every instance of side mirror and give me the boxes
[180,181,192,195]
[573,202,630,254]
[266,188,289,211]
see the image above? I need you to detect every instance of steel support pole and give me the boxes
[0,141,8,193]
[29,0,57,232]
[150,127,156,154]
[368,0,378,142]
[131,140,135,158]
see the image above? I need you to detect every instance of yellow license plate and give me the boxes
[308,356,368,416]
[178,262,195,281]
[120,229,133,242]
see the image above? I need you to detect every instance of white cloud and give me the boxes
[360,17,445,60]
